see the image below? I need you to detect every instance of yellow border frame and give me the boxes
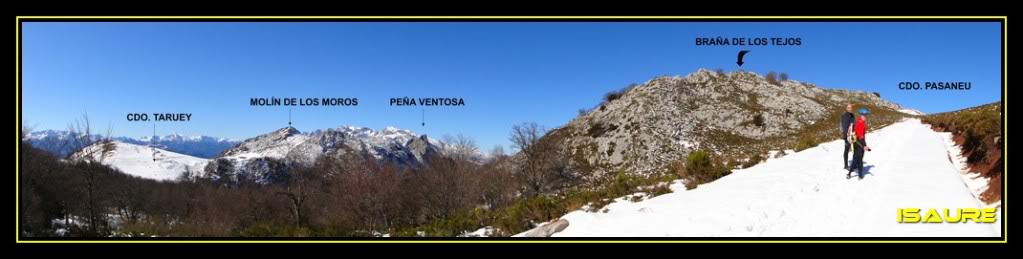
[14,15,1007,244]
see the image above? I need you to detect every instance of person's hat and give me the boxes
[858,107,870,116]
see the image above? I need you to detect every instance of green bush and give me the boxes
[686,150,713,176]
[684,180,698,190]
[752,113,765,127]
[420,208,488,237]
[237,222,311,237]
[674,150,731,190]
[725,159,741,170]
[666,159,685,178]
[604,91,622,103]
[648,183,673,197]
[608,169,636,197]
[493,196,560,236]
[742,154,764,168]
[389,227,421,237]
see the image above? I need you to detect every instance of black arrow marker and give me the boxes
[737,50,750,66]
[421,108,425,126]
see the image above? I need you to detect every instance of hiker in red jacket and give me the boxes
[847,108,873,180]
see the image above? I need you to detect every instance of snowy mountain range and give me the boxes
[54,125,473,184]
[23,130,97,158]
[23,130,238,158]
[123,134,238,158]
[898,108,926,116]
[204,125,456,184]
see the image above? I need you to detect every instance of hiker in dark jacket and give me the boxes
[840,103,856,169]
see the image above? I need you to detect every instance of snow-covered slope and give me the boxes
[221,127,308,160]
[540,119,1000,237]
[72,141,209,181]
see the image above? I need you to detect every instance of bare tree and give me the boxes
[477,153,517,210]
[275,166,322,229]
[489,145,506,160]
[509,122,569,197]
[416,154,476,220]
[442,134,481,162]
[314,153,403,231]
[20,125,33,142]
[64,113,114,162]
[765,71,779,85]
[112,175,144,224]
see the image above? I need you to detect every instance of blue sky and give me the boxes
[21,22,1002,151]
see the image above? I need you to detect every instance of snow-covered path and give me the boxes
[551,119,1001,237]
